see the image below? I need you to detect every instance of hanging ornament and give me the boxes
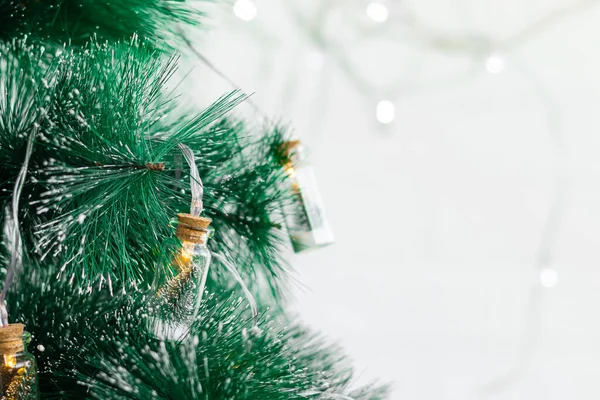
[156,213,213,331]
[0,324,38,400]
[153,143,259,338]
[280,140,335,253]
[153,144,212,339]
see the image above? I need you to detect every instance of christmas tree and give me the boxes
[0,1,386,399]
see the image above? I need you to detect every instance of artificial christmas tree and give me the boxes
[0,1,386,398]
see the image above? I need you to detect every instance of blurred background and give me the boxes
[186,0,600,398]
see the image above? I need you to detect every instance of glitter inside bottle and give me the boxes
[0,324,39,400]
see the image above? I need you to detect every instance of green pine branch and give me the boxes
[0,37,294,296]
[4,265,388,399]
[0,0,207,48]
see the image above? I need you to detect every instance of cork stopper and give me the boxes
[0,324,24,354]
[279,140,301,158]
[176,213,212,244]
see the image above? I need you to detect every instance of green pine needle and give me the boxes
[4,264,387,399]
[0,0,207,48]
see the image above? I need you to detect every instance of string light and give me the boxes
[539,268,558,288]
[485,53,505,74]
[233,0,258,22]
[285,165,297,178]
[376,100,395,124]
[3,354,16,369]
[366,2,389,23]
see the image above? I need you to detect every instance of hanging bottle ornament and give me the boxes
[154,214,212,338]
[280,140,334,253]
[152,143,259,338]
[0,324,39,400]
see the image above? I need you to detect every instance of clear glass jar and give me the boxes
[0,324,39,400]
[154,214,212,339]
[281,141,335,253]
[160,239,212,323]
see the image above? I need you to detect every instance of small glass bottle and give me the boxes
[154,213,212,339]
[0,324,39,400]
[280,140,335,253]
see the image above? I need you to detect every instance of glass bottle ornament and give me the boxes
[280,140,335,253]
[154,213,212,339]
[0,324,38,400]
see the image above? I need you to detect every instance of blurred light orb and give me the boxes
[485,53,505,74]
[376,100,395,124]
[540,268,558,288]
[233,0,257,21]
[366,2,389,23]
[306,51,324,70]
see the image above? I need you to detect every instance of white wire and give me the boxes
[177,143,204,217]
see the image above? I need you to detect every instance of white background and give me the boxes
[189,1,600,398]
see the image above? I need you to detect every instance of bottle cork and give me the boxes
[0,324,24,354]
[279,140,301,157]
[176,213,212,244]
